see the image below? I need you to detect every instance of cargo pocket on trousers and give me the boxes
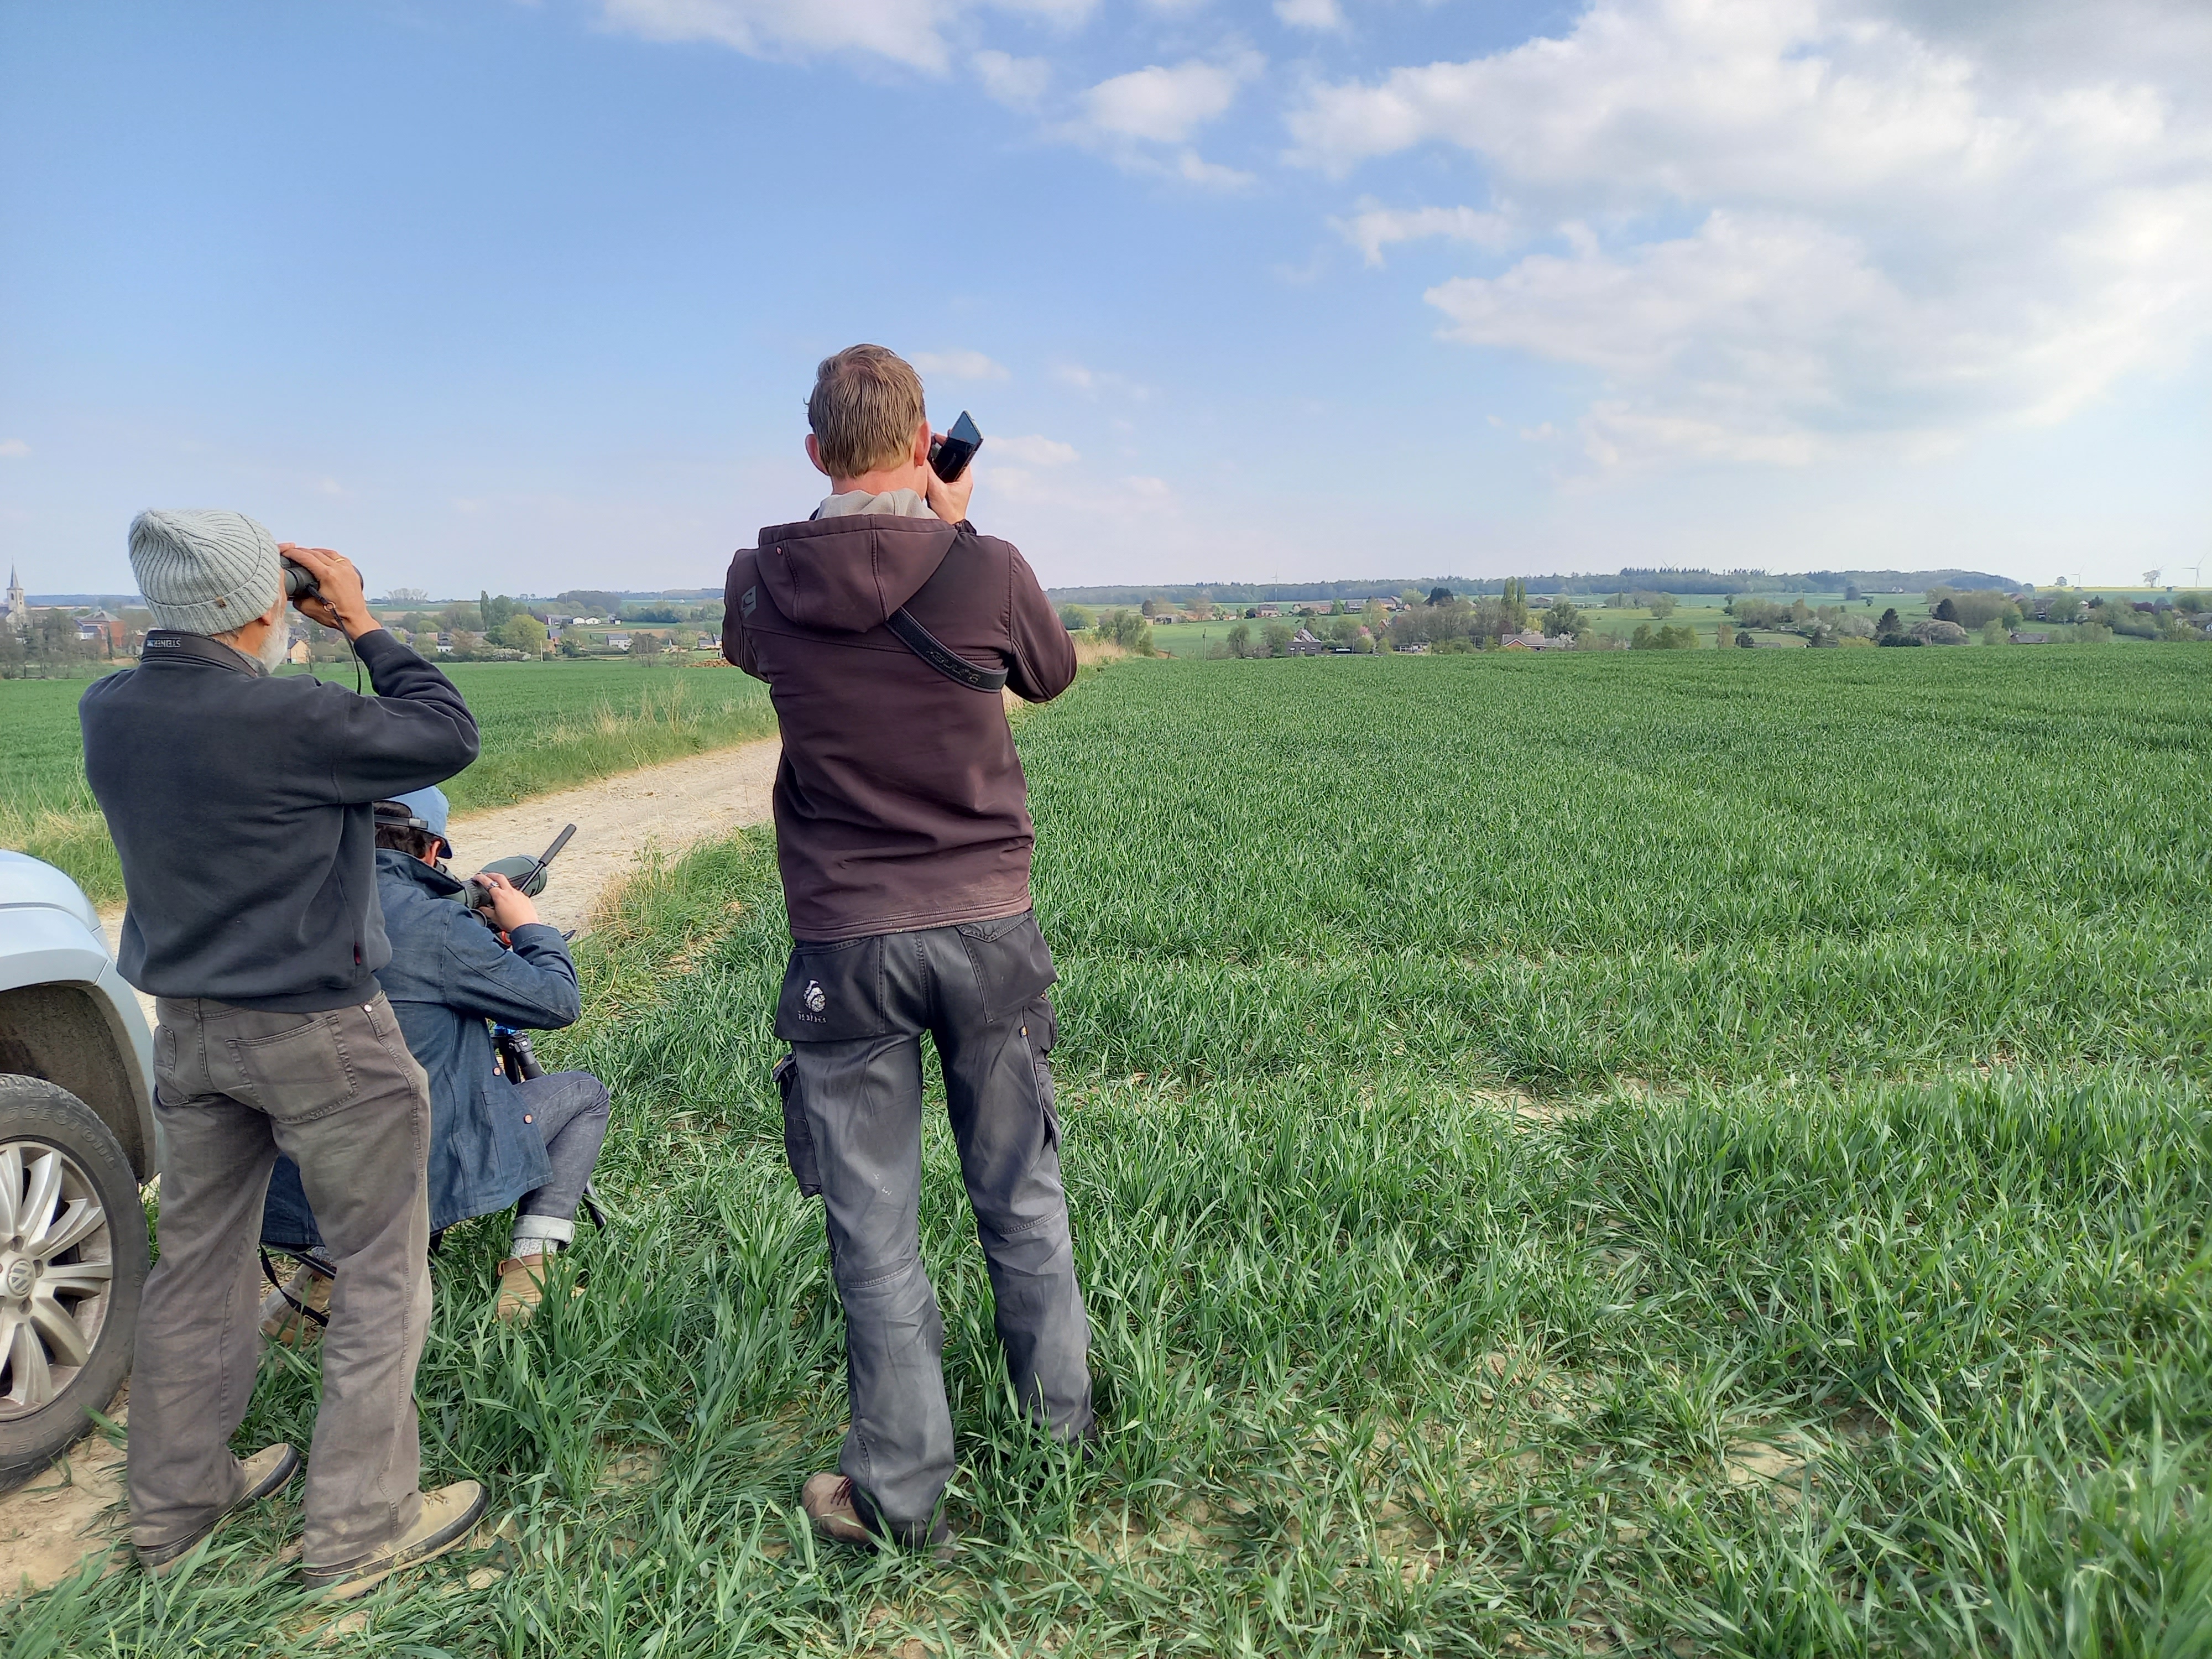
[1019,995,1062,1148]
[772,1054,823,1198]
[228,1015,358,1122]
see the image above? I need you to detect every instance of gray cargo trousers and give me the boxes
[134,994,433,1569]
[778,912,1093,1545]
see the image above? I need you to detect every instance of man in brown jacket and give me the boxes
[723,345,1089,1551]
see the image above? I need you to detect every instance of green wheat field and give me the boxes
[7,649,2210,1655]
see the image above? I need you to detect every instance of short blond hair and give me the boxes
[807,345,926,477]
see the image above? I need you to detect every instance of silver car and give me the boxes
[0,851,155,1490]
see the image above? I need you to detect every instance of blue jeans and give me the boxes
[510,1068,609,1225]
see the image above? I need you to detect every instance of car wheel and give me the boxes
[0,1074,149,1493]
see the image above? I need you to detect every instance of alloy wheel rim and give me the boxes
[0,1141,114,1417]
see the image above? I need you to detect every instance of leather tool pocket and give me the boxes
[774,935,889,1041]
[772,1053,822,1198]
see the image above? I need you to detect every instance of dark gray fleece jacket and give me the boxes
[80,629,479,1011]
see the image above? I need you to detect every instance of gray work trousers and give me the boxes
[134,994,433,1569]
[779,913,1094,1545]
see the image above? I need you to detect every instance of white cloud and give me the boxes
[0,440,28,460]
[989,434,1080,466]
[599,0,1095,73]
[1332,202,1519,266]
[1274,0,1342,30]
[1080,56,1256,145]
[1054,361,1151,399]
[600,0,954,70]
[1176,149,1257,190]
[912,348,1010,382]
[1052,54,1262,186]
[974,49,1050,111]
[1288,0,2212,465]
[984,464,1176,523]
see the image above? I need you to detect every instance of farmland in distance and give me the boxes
[14,648,2209,1654]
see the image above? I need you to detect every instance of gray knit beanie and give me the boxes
[127,509,282,636]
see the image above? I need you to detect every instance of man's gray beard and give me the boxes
[254,627,291,674]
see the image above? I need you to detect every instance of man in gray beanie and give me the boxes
[80,510,487,1598]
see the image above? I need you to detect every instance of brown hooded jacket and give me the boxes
[723,513,1077,941]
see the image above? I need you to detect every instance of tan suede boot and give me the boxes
[493,1255,547,1324]
[301,1480,488,1600]
[258,1264,333,1347]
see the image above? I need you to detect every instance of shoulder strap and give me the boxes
[881,524,1009,693]
[884,607,1009,693]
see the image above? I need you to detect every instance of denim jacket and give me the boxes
[261,849,580,1247]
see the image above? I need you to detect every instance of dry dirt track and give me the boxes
[97,734,783,975]
[22,738,781,1600]
[434,734,781,936]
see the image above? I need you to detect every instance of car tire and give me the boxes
[0,1074,149,1494]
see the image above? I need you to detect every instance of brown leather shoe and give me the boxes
[138,1443,301,1577]
[800,1472,956,1558]
[800,1472,873,1545]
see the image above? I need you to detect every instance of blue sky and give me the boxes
[3,0,2208,597]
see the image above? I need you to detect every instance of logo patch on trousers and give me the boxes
[803,979,827,1014]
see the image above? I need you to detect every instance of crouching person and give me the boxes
[261,785,611,1327]
[80,512,486,1595]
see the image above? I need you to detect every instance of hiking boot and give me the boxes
[259,1264,332,1347]
[138,1443,301,1577]
[300,1479,488,1600]
[801,1472,956,1559]
[494,1254,587,1324]
[493,1255,547,1324]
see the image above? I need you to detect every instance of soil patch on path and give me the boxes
[98,736,783,963]
[440,735,781,937]
[0,1408,128,1601]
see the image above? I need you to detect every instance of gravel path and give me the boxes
[436,735,781,937]
[28,737,781,1597]
[97,735,782,964]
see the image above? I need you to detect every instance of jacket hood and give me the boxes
[754,514,958,634]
